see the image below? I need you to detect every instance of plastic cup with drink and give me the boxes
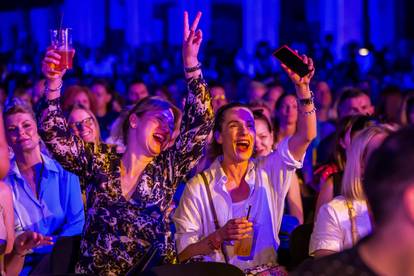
[50,28,74,71]
[234,205,253,257]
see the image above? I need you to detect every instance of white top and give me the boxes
[310,196,372,255]
[173,137,303,269]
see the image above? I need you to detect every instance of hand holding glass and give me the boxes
[50,28,74,71]
[234,226,254,257]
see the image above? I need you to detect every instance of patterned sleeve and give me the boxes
[37,97,95,181]
[164,75,214,184]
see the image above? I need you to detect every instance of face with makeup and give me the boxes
[216,107,256,163]
[254,117,274,157]
[68,109,99,143]
[5,112,40,154]
[129,108,175,156]
[277,94,298,125]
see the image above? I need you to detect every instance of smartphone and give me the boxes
[273,45,310,77]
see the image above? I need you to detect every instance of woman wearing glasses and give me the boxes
[40,11,214,274]
[67,104,101,145]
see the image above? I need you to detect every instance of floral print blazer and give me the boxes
[38,76,213,275]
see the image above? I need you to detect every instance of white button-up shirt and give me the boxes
[173,137,303,269]
[310,196,372,255]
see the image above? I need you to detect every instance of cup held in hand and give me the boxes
[50,28,74,71]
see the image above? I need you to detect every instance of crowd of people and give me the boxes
[1,10,414,276]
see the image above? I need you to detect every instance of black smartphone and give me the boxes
[273,45,310,77]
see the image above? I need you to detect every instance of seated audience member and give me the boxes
[274,93,314,189]
[67,104,101,145]
[90,79,119,140]
[314,115,378,214]
[2,99,84,275]
[173,52,316,271]
[39,11,214,274]
[61,85,96,114]
[263,82,284,116]
[250,100,273,124]
[316,87,374,165]
[301,81,336,196]
[127,80,149,105]
[247,80,267,104]
[111,90,125,113]
[336,87,374,118]
[313,80,336,143]
[274,93,298,145]
[12,83,33,106]
[314,81,335,123]
[210,83,228,112]
[253,110,303,224]
[376,85,403,124]
[293,127,414,275]
[310,124,396,258]
[31,79,46,106]
[154,85,174,103]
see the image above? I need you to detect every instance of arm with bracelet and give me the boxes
[280,53,317,161]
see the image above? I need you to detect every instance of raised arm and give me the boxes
[166,11,214,182]
[38,50,95,180]
[282,54,317,161]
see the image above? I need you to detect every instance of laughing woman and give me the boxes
[39,11,213,274]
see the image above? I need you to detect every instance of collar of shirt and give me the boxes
[208,156,257,198]
[8,153,59,182]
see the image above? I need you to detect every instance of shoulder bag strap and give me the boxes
[200,172,230,263]
[345,199,359,245]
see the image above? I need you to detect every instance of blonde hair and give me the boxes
[341,124,397,200]
[67,103,101,145]
[119,96,182,145]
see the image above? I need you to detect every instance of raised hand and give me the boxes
[182,11,202,68]
[42,48,67,82]
[281,54,315,88]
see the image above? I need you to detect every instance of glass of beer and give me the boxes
[234,233,253,257]
[50,28,74,70]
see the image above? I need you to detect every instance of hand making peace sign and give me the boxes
[182,11,203,69]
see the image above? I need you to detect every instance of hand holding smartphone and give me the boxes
[273,45,311,77]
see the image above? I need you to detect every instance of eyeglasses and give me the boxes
[212,94,226,100]
[144,111,175,132]
[69,117,94,132]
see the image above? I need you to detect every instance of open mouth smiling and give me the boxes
[235,139,251,151]
[153,133,167,145]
